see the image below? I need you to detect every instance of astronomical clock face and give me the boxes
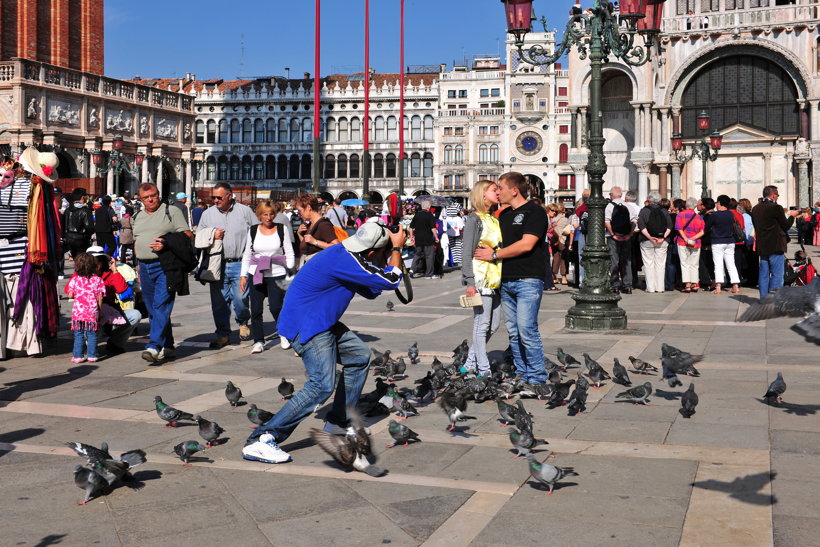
[516,131,543,156]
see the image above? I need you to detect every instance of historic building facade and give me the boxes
[568,1,820,206]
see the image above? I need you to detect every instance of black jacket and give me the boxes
[159,231,197,296]
[63,202,94,241]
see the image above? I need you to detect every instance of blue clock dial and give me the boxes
[515,131,543,156]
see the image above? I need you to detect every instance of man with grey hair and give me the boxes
[638,191,673,293]
[604,186,638,294]
[409,200,439,279]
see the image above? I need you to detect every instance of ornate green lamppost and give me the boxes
[91,135,144,196]
[671,110,723,199]
[502,0,662,330]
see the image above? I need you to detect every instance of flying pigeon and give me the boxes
[247,404,275,428]
[680,383,699,418]
[408,342,419,364]
[386,300,395,312]
[628,356,658,375]
[616,381,653,405]
[89,449,147,486]
[73,465,106,505]
[438,389,476,431]
[763,372,787,405]
[195,415,225,448]
[154,395,195,427]
[225,381,243,407]
[309,406,386,476]
[527,454,578,494]
[278,377,295,400]
[386,419,421,447]
[737,278,820,344]
[65,441,111,464]
[173,440,206,466]
[556,348,581,369]
[612,358,632,386]
[661,343,702,377]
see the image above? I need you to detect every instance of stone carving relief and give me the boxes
[47,100,80,125]
[88,107,99,127]
[795,137,810,158]
[140,116,149,136]
[26,97,38,119]
[183,123,191,141]
[155,118,178,139]
[106,109,133,132]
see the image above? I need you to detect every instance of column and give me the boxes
[809,100,819,140]
[763,151,772,185]
[797,159,810,207]
[572,165,586,203]
[658,164,668,197]
[106,168,114,195]
[185,160,193,198]
[631,102,642,148]
[142,155,149,182]
[642,103,650,148]
[635,162,650,204]
[661,108,671,154]
[157,160,164,193]
[671,163,682,198]
[579,107,588,147]
[89,151,97,179]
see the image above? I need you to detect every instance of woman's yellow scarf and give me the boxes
[473,212,502,290]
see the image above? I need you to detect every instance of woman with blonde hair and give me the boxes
[546,203,570,285]
[461,180,503,376]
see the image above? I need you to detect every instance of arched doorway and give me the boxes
[319,191,333,203]
[338,191,358,201]
[160,160,178,201]
[56,151,77,179]
[413,189,430,197]
[602,70,635,193]
[525,174,545,201]
[367,190,383,205]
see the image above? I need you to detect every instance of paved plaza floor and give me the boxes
[2,247,819,546]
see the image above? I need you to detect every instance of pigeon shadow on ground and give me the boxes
[207,437,230,447]
[692,471,777,506]
[769,400,820,416]
[33,534,67,547]
[181,455,213,465]
[729,294,760,306]
[527,480,579,493]
[448,426,478,438]
[131,469,163,482]
[0,427,46,457]
[0,367,5,373]
[0,365,98,403]
[653,388,684,401]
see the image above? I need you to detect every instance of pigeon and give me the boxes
[388,358,407,381]
[737,278,820,344]
[431,356,442,368]
[574,372,590,392]
[65,441,111,464]
[438,389,476,431]
[628,356,658,375]
[680,383,699,418]
[509,427,548,458]
[556,347,581,368]
[173,440,206,466]
[412,372,434,402]
[154,395,195,427]
[408,341,419,364]
[661,343,702,377]
[585,361,611,389]
[547,379,575,408]
[309,406,386,476]
[89,449,147,486]
[195,415,225,448]
[612,358,632,386]
[566,384,588,415]
[616,381,653,405]
[74,465,106,505]
[371,349,392,370]
[247,404,275,428]
[497,398,518,426]
[225,381,243,407]
[386,300,395,312]
[453,339,469,355]
[386,419,421,447]
[361,377,389,404]
[513,400,534,434]
[763,372,787,405]
[278,377,295,400]
[362,401,391,417]
[388,385,418,419]
[527,454,578,494]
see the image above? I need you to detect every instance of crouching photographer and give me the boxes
[242,218,407,465]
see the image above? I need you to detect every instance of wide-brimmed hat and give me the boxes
[342,218,391,253]
[19,147,59,183]
[85,245,109,257]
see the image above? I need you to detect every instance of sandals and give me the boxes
[547,286,561,291]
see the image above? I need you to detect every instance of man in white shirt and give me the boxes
[604,186,639,294]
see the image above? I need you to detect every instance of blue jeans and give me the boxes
[576,232,586,283]
[139,261,175,351]
[500,278,546,384]
[73,328,98,359]
[210,261,250,337]
[758,254,785,299]
[463,292,502,376]
[247,322,371,445]
[106,308,143,349]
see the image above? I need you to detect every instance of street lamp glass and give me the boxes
[134,153,145,166]
[671,132,683,151]
[113,136,124,150]
[91,151,103,165]
[501,0,533,44]
[697,111,710,131]
[710,131,723,150]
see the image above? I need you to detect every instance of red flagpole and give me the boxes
[398,0,405,195]
[312,0,321,193]
[363,0,370,197]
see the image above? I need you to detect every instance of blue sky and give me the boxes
[105,0,572,80]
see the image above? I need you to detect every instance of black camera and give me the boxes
[385,225,401,234]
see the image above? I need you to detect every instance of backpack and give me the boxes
[249,223,285,252]
[645,206,668,238]
[610,202,632,236]
[65,204,91,236]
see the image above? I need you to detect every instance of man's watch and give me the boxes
[491,250,499,262]
[390,247,402,253]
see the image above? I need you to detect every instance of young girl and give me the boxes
[67,252,106,363]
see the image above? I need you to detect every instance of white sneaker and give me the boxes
[280,337,291,350]
[242,433,291,464]
[251,342,265,354]
[141,348,159,363]
[158,347,176,360]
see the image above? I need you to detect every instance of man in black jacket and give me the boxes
[94,195,118,256]
[63,188,94,259]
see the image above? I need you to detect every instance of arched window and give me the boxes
[444,145,453,164]
[351,118,361,142]
[206,156,216,179]
[454,145,464,164]
[325,154,336,178]
[229,155,240,179]
[373,153,384,178]
[301,154,312,179]
[241,155,252,179]
[289,155,300,178]
[423,115,434,140]
[254,119,265,143]
[278,118,288,142]
[338,117,349,142]
[410,152,421,177]
[386,116,398,141]
[386,153,397,177]
[411,115,422,140]
[230,119,240,143]
[217,155,228,180]
[559,143,569,163]
[349,153,360,178]
[374,116,385,141]
[242,119,252,143]
[277,155,287,179]
[266,156,276,179]
[195,120,204,143]
[252,155,263,180]
[266,119,275,142]
[302,118,312,142]
[490,144,499,164]
[206,120,216,143]
[402,153,410,178]
[291,118,300,142]
[423,152,433,177]
[219,120,229,143]
[326,118,337,142]
[338,153,348,178]
[479,144,488,164]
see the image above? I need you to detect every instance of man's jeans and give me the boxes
[73,328,98,359]
[210,261,250,337]
[759,253,785,299]
[500,278,546,384]
[107,308,143,349]
[139,261,175,351]
[463,292,502,376]
[608,237,633,290]
[247,322,371,445]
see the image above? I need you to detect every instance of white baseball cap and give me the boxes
[342,218,391,253]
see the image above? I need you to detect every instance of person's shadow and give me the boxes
[0,365,97,404]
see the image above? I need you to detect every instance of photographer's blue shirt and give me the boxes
[277,244,402,344]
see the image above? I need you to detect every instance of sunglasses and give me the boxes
[211,195,226,201]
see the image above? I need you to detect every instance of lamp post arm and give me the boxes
[515,13,588,67]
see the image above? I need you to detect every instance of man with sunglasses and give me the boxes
[751,185,800,298]
[132,183,193,363]
[242,219,406,464]
[197,182,258,348]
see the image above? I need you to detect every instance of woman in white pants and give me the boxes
[674,197,706,293]
[637,192,673,293]
[706,194,741,294]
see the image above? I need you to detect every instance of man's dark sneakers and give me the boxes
[209,336,230,349]
[621,288,632,294]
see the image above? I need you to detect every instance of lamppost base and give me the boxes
[565,294,627,331]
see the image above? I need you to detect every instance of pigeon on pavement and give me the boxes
[616,382,653,405]
[278,377,295,400]
[195,415,225,448]
[65,441,112,464]
[438,389,476,431]
[527,454,578,494]
[452,339,468,356]
[496,397,519,426]
[661,343,702,377]
[386,419,421,447]
[408,341,419,364]
[173,440,206,466]
[680,383,699,418]
[310,407,386,476]
[612,358,632,386]
[509,427,548,458]
[737,278,820,344]
[225,381,243,407]
[386,300,395,312]
[628,356,658,375]
[566,383,589,415]
[89,449,147,485]
[556,348,581,368]
[547,379,575,409]
[247,404,275,428]
[154,396,195,427]
[763,372,787,405]
[73,465,106,505]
